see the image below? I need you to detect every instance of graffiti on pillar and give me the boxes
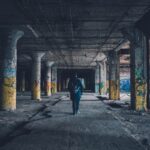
[4,68,16,77]
[120,79,130,92]
[3,59,16,75]
[135,78,145,96]
[135,65,143,79]
[51,82,57,94]
[3,77,16,88]
[45,81,51,96]
[135,78,147,111]
[100,82,104,89]
[134,64,147,111]
[32,80,40,100]
[33,80,39,88]
[1,58,17,110]
[99,82,106,95]
[2,77,16,109]
[109,80,119,100]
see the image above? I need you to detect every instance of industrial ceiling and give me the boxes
[0,0,150,67]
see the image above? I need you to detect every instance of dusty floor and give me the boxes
[0,92,149,150]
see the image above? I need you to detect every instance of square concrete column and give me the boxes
[95,63,100,93]
[31,52,45,101]
[122,28,148,111]
[0,29,24,110]
[108,51,120,100]
[45,61,54,96]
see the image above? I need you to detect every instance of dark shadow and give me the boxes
[108,103,123,108]
[52,99,62,106]
[0,128,145,150]
[97,96,109,101]
[0,108,53,148]
[81,99,100,101]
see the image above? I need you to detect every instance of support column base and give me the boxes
[109,80,120,100]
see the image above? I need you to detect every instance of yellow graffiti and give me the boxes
[32,81,41,101]
[45,81,51,96]
[106,80,109,94]
[135,82,147,111]
[2,77,16,110]
[3,77,16,88]
[51,82,57,94]
[109,80,120,100]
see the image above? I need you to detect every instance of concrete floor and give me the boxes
[0,93,149,150]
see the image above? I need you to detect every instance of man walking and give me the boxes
[68,74,83,115]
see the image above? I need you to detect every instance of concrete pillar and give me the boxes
[147,39,150,109]
[51,66,57,94]
[95,63,100,93]
[20,71,26,92]
[31,52,45,101]
[122,28,148,111]
[108,51,120,100]
[99,61,107,95]
[0,29,24,110]
[45,61,54,96]
[57,70,61,92]
[106,61,109,95]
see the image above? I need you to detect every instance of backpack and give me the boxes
[69,80,80,94]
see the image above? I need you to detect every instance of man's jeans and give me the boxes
[72,99,80,114]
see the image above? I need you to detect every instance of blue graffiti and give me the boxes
[4,68,16,77]
[120,79,130,92]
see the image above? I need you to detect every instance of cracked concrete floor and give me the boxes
[0,93,146,150]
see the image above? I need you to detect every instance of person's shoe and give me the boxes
[76,111,80,114]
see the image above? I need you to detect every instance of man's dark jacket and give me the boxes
[68,77,83,101]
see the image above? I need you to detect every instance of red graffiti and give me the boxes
[34,80,39,87]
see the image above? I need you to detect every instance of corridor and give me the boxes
[0,93,147,150]
[0,1,150,149]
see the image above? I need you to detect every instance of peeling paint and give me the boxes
[135,79,147,111]
[51,82,57,94]
[109,80,120,100]
[1,62,17,110]
[1,77,16,110]
[45,81,51,96]
[0,30,23,110]
[32,80,40,100]
[134,62,147,111]
[99,82,106,95]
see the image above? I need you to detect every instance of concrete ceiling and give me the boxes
[0,0,150,67]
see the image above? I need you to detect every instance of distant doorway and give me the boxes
[57,69,95,92]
